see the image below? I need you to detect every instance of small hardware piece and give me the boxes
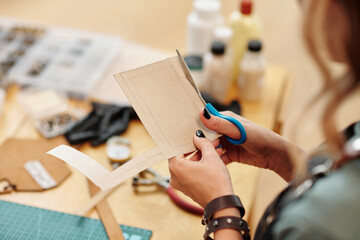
[35,112,78,138]
[106,136,131,163]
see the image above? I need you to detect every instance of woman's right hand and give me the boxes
[201,107,303,182]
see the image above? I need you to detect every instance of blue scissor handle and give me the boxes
[205,103,247,145]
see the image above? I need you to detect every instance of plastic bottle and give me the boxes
[213,25,233,49]
[213,25,233,60]
[238,40,266,101]
[228,0,261,82]
[186,0,224,55]
[203,41,232,103]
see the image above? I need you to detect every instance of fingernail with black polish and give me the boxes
[196,130,205,138]
[203,108,211,119]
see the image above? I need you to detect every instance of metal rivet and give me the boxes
[206,227,209,231]
[227,218,232,224]
[266,215,274,224]
[214,220,218,226]
[239,221,244,227]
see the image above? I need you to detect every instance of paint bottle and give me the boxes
[238,40,266,101]
[186,0,224,55]
[228,0,261,82]
[203,41,232,103]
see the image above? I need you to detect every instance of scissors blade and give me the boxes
[176,49,206,105]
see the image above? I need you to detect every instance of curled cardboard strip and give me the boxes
[48,145,164,190]
[48,54,219,192]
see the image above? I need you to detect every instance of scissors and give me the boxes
[132,168,204,215]
[176,49,247,145]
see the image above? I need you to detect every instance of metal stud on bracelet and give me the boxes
[203,216,251,240]
[202,195,245,225]
[202,195,249,239]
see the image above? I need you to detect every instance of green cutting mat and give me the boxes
[0,200,152,240]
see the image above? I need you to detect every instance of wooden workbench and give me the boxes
[0,40,289,240]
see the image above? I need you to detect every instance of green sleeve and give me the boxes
[272,216,334,240]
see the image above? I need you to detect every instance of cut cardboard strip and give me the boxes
[88,180,125,240]
[72,146,167,215]
[98,147,165,189]
[47,145,109,185]
[47,145,165,190]
[74,187,116,216]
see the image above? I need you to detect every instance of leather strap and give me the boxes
[203,216,250,240]
[202,195,245,225]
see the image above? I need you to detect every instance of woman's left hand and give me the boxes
[168,131,235,208]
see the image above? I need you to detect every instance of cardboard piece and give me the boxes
[0,137,71,192]
[115,56,218,157]
[88,180,125,240]
[48,54,220,191]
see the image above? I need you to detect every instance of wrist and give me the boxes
[202,195,245,225]
[200,179,235,208]
[269,136,300,182]
[201,195,250,240]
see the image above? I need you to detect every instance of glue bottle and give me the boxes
[238,40,266,101]
[186,0,224,55]
[203,41,232,103]
[228,0,261,82]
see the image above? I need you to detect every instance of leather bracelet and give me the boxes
[202,195,245,225]
[203,216,251,240]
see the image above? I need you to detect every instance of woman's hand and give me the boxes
[168,131,234,208]
[201,108,302,182]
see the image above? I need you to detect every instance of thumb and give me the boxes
[200,107,243,140]
[194,130,219,160]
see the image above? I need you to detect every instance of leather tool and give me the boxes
[133,168,204,215]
